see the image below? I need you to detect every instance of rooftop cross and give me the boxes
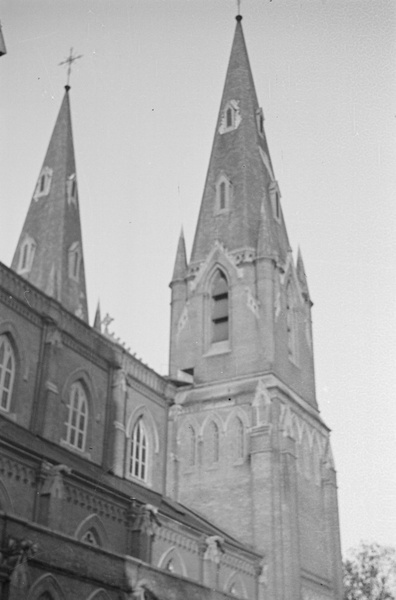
[59,47,83,88]
[237,0,241,16]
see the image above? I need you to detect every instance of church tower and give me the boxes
[168,16,343,600]
[11,85,89,322]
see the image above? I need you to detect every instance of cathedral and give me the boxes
[0,14,343,600]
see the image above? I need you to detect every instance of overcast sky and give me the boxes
[1,0,395,555]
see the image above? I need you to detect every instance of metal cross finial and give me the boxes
[237,0,241,16]
[59,47,83,87]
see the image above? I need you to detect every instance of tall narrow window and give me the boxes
[64,382,88,451]
[211,270,229,343]
[68,242,81,281]
[216,175,232,212]
[0,335,15,412]
[17,237,36,274]
[219,181,226,210]
[207,421,219,464]
[188,425,196,467]
[130,418,148,481]
[233,417,244,461]
[34,166,53,200]
[226,107,233,128]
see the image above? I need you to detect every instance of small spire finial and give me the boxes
[236,0,242,20]
[59,47,83,88]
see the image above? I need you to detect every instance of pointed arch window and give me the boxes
[68,242,81,282]
[33,166,53,200]
[0,335,15,413]
[207,421,219,465]
[67,173,78,207]
[17,236,36,275]
[256,107,264,136]
[63,381,88,451]
[129,418,148,481]
[211,270,229,343]
[269,181,281,222]
[215,175,232,213]
[219,100,241,134]
[286,281,298,364]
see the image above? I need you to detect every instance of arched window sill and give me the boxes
[125,473,152,488]
[204,341,231,357]
[60,438,91,460]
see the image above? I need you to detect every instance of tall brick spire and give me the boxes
[11,87,88,322]
[190,15,290,267]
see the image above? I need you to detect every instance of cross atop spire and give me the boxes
[59,47,83,88]
[236,0,242,17]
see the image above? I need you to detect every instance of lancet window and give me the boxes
[211,270,229,343]
[0,335,15,412]
[129,418,148,482]
[64,381,88,451]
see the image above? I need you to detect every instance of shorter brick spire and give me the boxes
[11,87,89,322]
[171,228,188,282]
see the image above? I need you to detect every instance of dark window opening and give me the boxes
[211,270,229,343]
[40,174,45,192]
[219,181,226,209]
[226,107,233,128]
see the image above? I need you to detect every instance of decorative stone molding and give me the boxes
[132,504,161,538]
[64,483,126,523]
[252,379,272,426]
[188,240,243,292]
[45,327,63,349]
[0,535,37,590]
[40,463,71,499]
[203,535,224,564]
[0,455,35,486]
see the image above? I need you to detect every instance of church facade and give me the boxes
[0,15,343,600]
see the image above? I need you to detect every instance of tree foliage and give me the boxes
[343,542,396,600]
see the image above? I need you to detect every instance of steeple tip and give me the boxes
[172,228,188,282]
[236,15,242,22]
[65,85,71,92]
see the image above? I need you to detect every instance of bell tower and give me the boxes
[168,15,343,600]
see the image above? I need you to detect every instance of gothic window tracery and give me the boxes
[81,528,100,546]
[129,418,148,482]
[0,335,15,413]
[63,381,88,451]
[211,270,229,343]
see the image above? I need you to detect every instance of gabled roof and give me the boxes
[11,87,89,322]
